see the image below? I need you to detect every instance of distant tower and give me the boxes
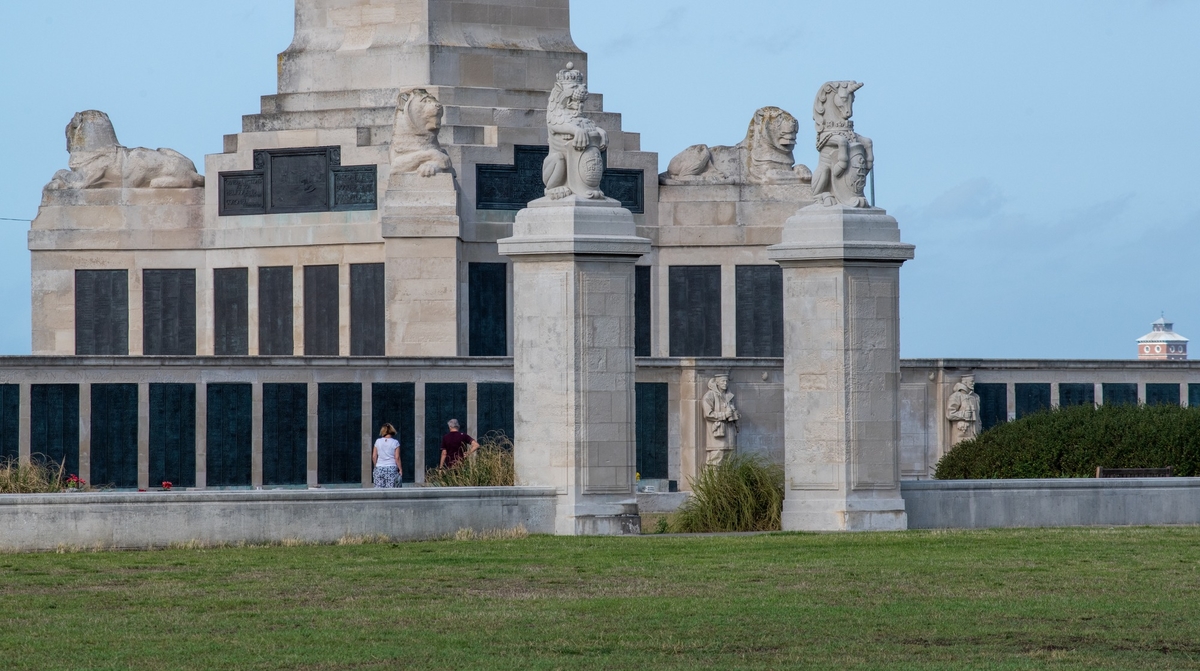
[1137,317,1188,360]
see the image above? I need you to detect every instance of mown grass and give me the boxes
[3,528,1200,669]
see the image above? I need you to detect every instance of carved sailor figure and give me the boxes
[702,375,740,465]
[811,81,873,208]
[542,62,610,201]
[947,375,981,445]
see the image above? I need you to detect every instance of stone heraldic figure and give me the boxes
[661,106,813,185]
[45,110,204,191]
[811,81,873,208]
[389,87,454,178]
[947,375,982,445]
[542,62,611,202]
[701,375,740,465]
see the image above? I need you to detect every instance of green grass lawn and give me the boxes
[3,528,1200,670]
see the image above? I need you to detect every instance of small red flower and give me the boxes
[162,481,173,491]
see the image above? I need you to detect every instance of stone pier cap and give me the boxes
[498,198,651,258]
[767,203,915,265]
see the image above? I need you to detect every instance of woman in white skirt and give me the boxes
[372,423,402,488]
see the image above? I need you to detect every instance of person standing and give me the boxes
[439,419,478,469]
[372,423,402,488]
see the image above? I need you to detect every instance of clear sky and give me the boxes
[0,0,1197,359]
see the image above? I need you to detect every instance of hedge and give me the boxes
[934,403,1200,479]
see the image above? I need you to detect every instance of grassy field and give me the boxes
[3,528,1200,670]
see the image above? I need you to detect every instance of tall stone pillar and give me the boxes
[499,200,649,535]
[768,205,914,531]
[767,80,914,531]
[498,63,650,536]
[381,173,461,356]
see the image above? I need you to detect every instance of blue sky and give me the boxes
[1,0,1197,358]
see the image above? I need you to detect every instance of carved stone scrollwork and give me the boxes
[542,62,611,202]
[390,87,454,178]
[947,375,981,445]
[811,81,874,207]
[701,375,740,465]
[661,106,812,186]
[45,110,205,191]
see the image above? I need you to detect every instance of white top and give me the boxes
[374,437,400,470]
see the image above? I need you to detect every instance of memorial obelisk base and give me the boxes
[499,197,650,535]
[768,204,915,531]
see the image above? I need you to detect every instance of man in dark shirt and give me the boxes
[439,418,478,468]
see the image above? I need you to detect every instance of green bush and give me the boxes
[935,403,1200,479]
[426,432,515,487]
[673,455,784,533]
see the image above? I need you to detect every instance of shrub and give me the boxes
[935,403,1200,479]
[0,458,68,494]
[673,455,784,533]
[426,432,515,487]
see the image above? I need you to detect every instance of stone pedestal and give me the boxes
[767,204,915,531]
[498,198,650,536]
[381,172,461,356]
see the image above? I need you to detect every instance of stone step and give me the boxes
[246,106,638,138]
[260,87,604,115]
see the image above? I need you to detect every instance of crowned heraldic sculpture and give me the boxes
[542,63,612,202]
[811,81,873,208]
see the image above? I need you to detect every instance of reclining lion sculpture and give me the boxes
[661,106,812,185]
[45,110,204,190]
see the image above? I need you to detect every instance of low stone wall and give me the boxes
[901,478,1200,529]
[0,487,557,552]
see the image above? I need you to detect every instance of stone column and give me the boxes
[499,200,650,535]
[381,173,462,357]
[767,204,914,531]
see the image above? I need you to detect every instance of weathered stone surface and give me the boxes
[769,204,914,531]
[500,185,649,534]
[389,87,454,177]
[45,111,204,191]
[662,107,811,186]
[811,82,873,208]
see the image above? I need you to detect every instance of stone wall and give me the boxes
[901,478,1200,529]
[0,487,556,552]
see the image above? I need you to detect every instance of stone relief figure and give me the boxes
[542,62,610,201]
[661,107,813,185]
[389,87,454,177]
[947,375,981,445]
[701,375,740,465]
[811,81,873,208]
[45,110,204,190]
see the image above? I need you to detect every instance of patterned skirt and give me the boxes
[373,465,401,489]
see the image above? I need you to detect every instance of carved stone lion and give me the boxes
[661,107,812,185]
[389,87,454,177]
[542,62,610,201]
[45,110,204,190]
[811,81,873,207]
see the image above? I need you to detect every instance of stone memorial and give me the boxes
[701,375,739,465]
[768,81,914,531]
[662,106,811,185]
[947,375,981,445]
[47,111,205,191]
[811,81,873,208]
[499,63,650,535]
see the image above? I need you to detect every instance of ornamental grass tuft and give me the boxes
[0,458,68,494]
[935,402,1200,479]
[673,454,783,533]
[426,431,515,487]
